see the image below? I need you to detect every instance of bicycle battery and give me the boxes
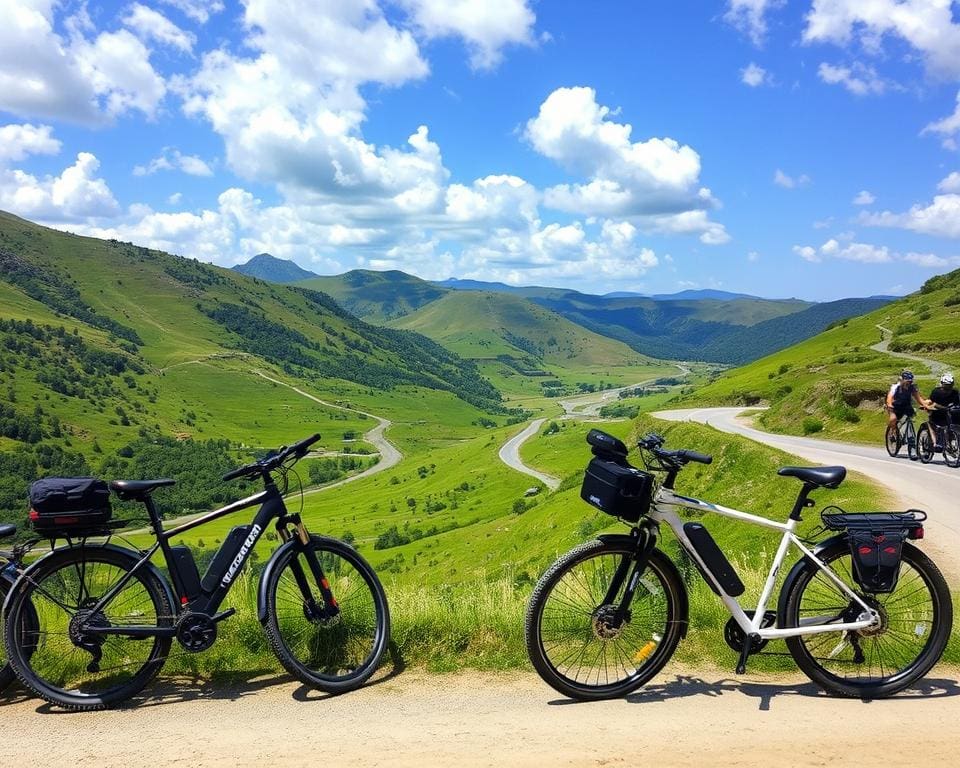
[683,523,745,597]
[200,525,251,593]
[170,545,202,603]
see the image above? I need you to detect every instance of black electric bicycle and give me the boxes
[3,435,390,710]
[0,524,37,693]
[917,405,960,468]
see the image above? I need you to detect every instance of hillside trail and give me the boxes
[872,325,949,377]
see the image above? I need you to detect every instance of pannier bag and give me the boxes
[580,457,654,523]
[847,529,908,593]
[28,477,112,534]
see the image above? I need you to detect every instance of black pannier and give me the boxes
[820,507,924,594]
[28,477,112,534]
[580,457,654,523]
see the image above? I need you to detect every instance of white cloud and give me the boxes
[741,62,769,87]
[862,194,960,238]
[817,62,885,95]
[168,192,182,205]
[747,250,760,262]
[804,0,960,80]
[0,123,61,163]
[938,172,960,193]
[902,252,957,268]
[774,169,811,188]
[0,152,120,220]
[724,0,784,46]
[397,0,537,70]
[852,189,875,205]
[923,92,960,148]
[525,86,727,242]
[0,2,167,123]
[793,237,891,263]
[123,3,195,53]
[134,149,213,177]
[158,0,224,24]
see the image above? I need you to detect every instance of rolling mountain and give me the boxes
[232,252,318,282]
[299,269,447,322]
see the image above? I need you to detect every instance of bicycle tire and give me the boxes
[0,579,13,692]
[783,539,952,698]
[905,420,919,460]
[4,546,173,711]
[525,539,684,701]
[944,426,960,469]
[884,424,900,457]
[263,535,389,693]
[917,424,934,464]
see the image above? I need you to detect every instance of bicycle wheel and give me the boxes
[783,539,952,698]
[944,426,960,469]
[884,424,900,457]
[263,535,389,693]
[917,424,934,464]
[0,578,13,692]
[4,546,173,711]
[525,539,684,700]
[905,420,919,460]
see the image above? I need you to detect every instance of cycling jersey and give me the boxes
[889,381,918,409]
[929,385,960,427]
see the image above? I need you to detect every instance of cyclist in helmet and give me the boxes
[886,369,928,429]
[928,373,960,443]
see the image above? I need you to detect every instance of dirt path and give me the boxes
[2,668,957,767]
[872,325,949,377]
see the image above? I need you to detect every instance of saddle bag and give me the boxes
[580,458,654,523]
[28,477,112,535]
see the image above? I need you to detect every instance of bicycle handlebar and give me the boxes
[637,433,713,467]
[222,433,322,482]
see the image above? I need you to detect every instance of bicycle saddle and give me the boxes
[777,466,846,488]
[110,478,176,500]
[0,523,15,538]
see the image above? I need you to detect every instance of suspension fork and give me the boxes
[277,515,339,618]
[604,525,658,625]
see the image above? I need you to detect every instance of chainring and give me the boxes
[723,610,777,654]
[176,611,218,652]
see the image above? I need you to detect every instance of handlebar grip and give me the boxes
[678,449,712,465]
[292,433,322,455]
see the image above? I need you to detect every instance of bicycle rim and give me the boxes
[5,548,171,709]
[944,428,960,468]
[917,425,934,463]
[265,536,389,691]
[884,425,900,457]
[526,542,682,699]
[785,543,951,697]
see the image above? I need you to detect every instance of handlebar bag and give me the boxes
[28,477,112,533]
[581,458,654,523]
[847,529,907,593]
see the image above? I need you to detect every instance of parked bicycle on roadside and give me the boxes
[525,429,952,701]
[3,435,390,711]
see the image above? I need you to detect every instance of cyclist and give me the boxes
[886,369,928,429]
[928,373,960,446]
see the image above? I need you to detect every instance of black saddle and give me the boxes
[777,466,846,488]
[110,478,176,501]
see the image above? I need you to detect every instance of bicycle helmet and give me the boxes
[901,370,914,381]
[941,373,955,386]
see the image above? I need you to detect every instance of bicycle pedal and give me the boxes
[212,608,236,623]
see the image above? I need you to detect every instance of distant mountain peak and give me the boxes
[233,253,318,283]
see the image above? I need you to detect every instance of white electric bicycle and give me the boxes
[525,430,953,700]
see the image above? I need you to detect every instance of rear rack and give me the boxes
[820,506,926,531]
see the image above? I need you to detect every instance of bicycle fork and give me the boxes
[279,516,340,622]
[602,525,658,631]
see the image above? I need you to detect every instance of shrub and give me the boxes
[802,418,823,435]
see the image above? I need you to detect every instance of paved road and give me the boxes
[498,418,561,490]
[653,407,960,580]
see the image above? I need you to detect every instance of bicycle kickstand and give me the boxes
[735,632,761,675]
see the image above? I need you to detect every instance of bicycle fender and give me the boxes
[597,534,690,639]
[15,542,177,612]
[776,534,847,625]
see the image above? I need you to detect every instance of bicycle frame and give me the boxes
[78,482,294,639]
[649,487,876,641]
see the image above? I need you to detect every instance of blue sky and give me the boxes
[3,1,960,300]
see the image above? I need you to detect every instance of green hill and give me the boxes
[299,269,448,322]
[0,210,505,524]
[677,268,960,441]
